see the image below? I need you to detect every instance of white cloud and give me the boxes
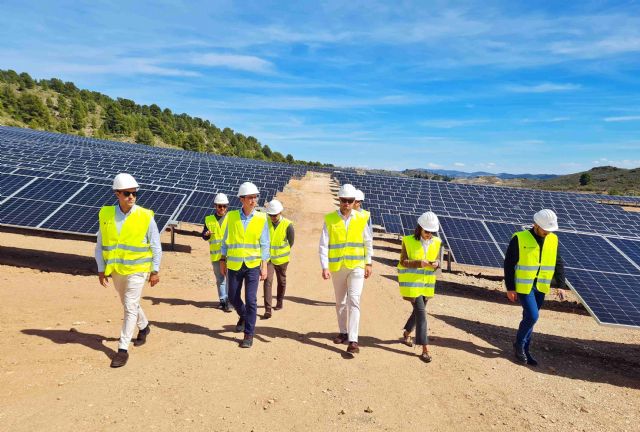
[591,158,640,168]
[505,83,581,93]
[191,53,275,73]
[420,119,487,128]
[453,162,465,167]
[427,162,443,169]
[603,115,640,122]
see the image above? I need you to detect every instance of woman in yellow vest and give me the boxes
[202,193,231,312]
[397,212,442,363]
[504,209,566,366]
[262,199,294,319]
[95,173,162,368]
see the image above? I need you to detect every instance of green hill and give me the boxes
[531,166,640,196]
[0,69,326,166]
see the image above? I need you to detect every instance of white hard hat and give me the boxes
[112,173,139,190]
[354,189,365,201]
[237,182,260,197]
[533,209,559,232]
[266,199,284,215]
[338,183,358,198]
[214,193,229,205]
[418,211,440,232]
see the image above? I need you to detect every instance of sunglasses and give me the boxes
[216,204,228,208]
[119,191,137,197]
[241,195,259,200]
[339,198,355,204]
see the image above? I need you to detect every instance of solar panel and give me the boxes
[566,268,640,327]
[382,213,403,234]
[0,174,35,198]
[607,237,640,269]
[445,237,505,268]
[556,232,640,275]
[0,198,63,227]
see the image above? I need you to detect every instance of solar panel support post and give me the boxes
[167,221,177,251]
[446,246,452,272]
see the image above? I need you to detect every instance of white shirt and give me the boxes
[319,210,374,270]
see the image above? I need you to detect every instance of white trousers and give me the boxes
[111,272,149,350]
[332,267,365,343]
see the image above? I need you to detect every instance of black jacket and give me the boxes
[503,228,566,291]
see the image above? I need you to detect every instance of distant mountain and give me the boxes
[414,168,558,180]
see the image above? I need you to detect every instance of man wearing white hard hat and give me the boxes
[262,199,295,319]
[202,193,232,312]
[397,212,442,363]
[504,209,567,366]
[319,183,373,356]
[220,182,270,349]
[95,173,162,368]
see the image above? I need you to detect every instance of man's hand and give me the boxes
[98,272,109,288]
[204,230,211,237]
[506,290,517,303]
[260,264,267,281]
[555,288,568,301]
[149,273,160,287]
[364,264,372,279]
[322,269,331,280]
[220,260,227,277]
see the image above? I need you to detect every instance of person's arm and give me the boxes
[363,222,373,278]
[286,223,295,248]
[260,218,270,261]
[503,236,519,291]
[95,229,105,273]
[554,251,566,289]
[147,219,162,287]
[201,223,211,240]
[319,223,329,269]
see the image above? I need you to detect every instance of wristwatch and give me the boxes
[151,271,159,275]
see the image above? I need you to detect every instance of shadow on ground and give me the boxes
[432,313,640,389]
[21,329,117,359]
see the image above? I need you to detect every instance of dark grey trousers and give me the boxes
[403,296,428,345]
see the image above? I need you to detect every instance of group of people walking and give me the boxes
[96,173,566,369]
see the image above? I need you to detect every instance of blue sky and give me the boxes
[1,0,640,174]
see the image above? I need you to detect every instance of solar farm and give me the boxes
[1,126,639,328]
[334,171,640,328]
[0,126,306,235]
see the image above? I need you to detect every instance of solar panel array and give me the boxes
[334,171,640,328]
[0,126,306,234]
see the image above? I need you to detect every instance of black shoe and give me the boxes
[217,301,225,310]
[133,325,150,347]
[235,317,245,333]
[240,335,253,348]
[263,311,272,320]
[525,349,538,366]
[110,350,129,368]
[274,300,283,310]
[223,301,233,313]
[513,342,527,363]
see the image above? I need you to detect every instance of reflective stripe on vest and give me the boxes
[99,205,154,276]
[205,213,228,262]
[269,217,292,265]
[325,211,367,272]
[397,235,441,298]
[513,230,558,295]
[225,210,267,271]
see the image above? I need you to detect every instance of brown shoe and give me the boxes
[346,342,360,354]
[110,350,129,368]
[263,311,272,320]
[274,300,283,310]
[332,333,348,344]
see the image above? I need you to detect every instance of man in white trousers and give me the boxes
[95,173,162,368]
[319,183,373,355]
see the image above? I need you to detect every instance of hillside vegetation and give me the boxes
[0,69,327,166]
[531,166,640,196]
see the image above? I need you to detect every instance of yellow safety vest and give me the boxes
[99,205,154,276]
[205,213,228,262]
[397,235,442,298]
[514,230,558,295]
[269,217,292,265]
[359,209,371,224]
[325,211,367,272]
[225,209,267,271]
